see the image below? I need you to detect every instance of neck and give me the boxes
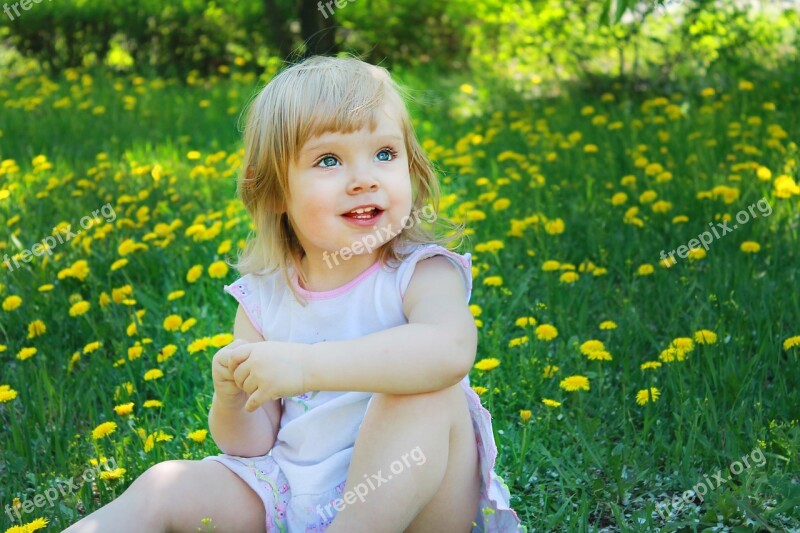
[297,250,380,292]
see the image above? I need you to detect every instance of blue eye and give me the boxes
[376,148,398,162]
[316,155,339,168]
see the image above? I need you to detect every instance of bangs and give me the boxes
[276,59,407,161]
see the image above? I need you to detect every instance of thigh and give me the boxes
[403,387,481,533]
[134,459,267,533]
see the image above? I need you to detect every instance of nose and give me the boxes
[347,161,379,193]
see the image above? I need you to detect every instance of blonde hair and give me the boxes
[231,55,465,306]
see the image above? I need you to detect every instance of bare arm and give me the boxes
[208,304,282,457]
[303,256,477,394]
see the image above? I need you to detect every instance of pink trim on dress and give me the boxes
[224,281,265,336]
[291,260,383,300]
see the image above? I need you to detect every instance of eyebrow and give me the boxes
[302,133,404,155]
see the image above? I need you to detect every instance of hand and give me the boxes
[211,338,249,406]
[227,341,308,412]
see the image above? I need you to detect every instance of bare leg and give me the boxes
[326,382,481,533]
[62,460,266,533]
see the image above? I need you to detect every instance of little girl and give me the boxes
[64,56,524,533]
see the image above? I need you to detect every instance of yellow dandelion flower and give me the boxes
[127,345,143,360]
[167,290,185,300]
[111,258,128,271]
[186,264,203,283]
[113,403,134,416]
[740,241,760,253]
[474,358,500,371]
[92,421,117,440]
[542,398,561,408]
[670,337,694,352]
[774,175,800,198]
[515,316,536,327]
[640,361,662,371]
[560,375,590,392]
[559,272,579,284]
[144,369,164,381]
[637,264,654,276]
[69,300,90,316]
[187,429,208,443]
[27,319,46,339]
[180,317,197,332]
[143,399,163,408]
[542,365,559,378]
[0,384,18,402]
[83,341,102,354]
[187,150,202,160]
[16,347,37,361]
[535,324,558,341]
[100,468,127,481]
[493,198,511,211]
[587,350,612,361]
[163,314,183,331]
[519,410,532,422]
[483,276,503,287]
[545,219,565,235]
[157,344,178,363]
[580,340,605,356]
[599,320,617,330]
[611,192,628,206]
[694,330,718,344]
[756,166,772,181]
[542,260,561,271]
[783,336,800,350]
[636,387,661,405]
[9,517,49,531]
[472,386,488,396]
[508,336,529,348]
[208,261,229,279]
[188,336,211,353]
[639,190,657,204]
[687,248,706,260]
[2,295,22,311]
[210,333,234,348]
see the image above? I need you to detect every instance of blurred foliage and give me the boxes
[0,0,797,89]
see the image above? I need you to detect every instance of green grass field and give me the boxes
[1,57,799,532]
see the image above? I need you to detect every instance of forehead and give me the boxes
[298,104,404,154]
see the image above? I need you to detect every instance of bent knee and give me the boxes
[368,383,466,418]
[375,382,461,403]
[134,459,194,495]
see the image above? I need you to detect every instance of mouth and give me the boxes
[341,206,384,221]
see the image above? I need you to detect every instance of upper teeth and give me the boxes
[350,207,374,214]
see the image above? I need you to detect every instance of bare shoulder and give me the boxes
[233,304,282,433]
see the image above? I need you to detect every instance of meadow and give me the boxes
[1,56,799,532]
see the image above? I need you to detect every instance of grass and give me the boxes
[1,56,799,532]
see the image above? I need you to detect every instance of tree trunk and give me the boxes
[263,0,294,59]
[299,0,338,57]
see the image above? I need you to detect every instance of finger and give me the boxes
[241,373,258,396]
[228,346,253,373]
[245,387,270,413]
[218,338,249,360]
[233,360,250,389]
